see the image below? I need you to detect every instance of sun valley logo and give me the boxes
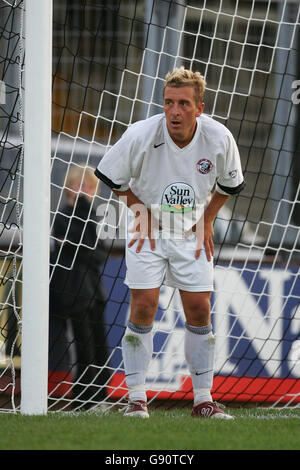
[161,183,195,212]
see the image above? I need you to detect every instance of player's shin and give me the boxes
[184,323,215,405]
[121,321,153,402]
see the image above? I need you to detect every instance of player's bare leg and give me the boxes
[180,290,234,419]
[129,288,160,326]
[122,288,160,418]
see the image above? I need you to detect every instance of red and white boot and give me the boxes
[191,401,234,419]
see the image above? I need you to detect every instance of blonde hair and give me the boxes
[164,67,206,105]
[65,164,98,196]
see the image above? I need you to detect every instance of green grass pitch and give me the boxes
[0,406,299,451]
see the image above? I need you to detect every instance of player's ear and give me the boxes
[196,102,205,117]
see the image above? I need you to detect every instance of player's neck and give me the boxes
[169,121,198,148]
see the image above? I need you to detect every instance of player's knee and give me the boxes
[185,298,211,326]
[130,296,158,324]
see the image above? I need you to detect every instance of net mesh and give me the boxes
[0,0,24,412]
[1,0,300,412]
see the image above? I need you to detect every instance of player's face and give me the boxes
[163,86,204,148]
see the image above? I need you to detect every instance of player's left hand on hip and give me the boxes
[128,207,157,252]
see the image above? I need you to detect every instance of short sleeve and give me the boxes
[95,128,135,191]
[216,132,245,196]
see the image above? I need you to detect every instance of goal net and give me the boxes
[1,0,300,413]
[0,0,23,412]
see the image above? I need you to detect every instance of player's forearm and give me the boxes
[112,188,146,211]
[204,190,229,223]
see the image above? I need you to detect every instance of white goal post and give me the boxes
[21,0,52,414]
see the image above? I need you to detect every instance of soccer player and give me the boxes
[95,67,245,419]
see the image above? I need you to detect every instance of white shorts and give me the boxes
[124,234,214,292]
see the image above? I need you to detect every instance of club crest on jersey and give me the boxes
[196,158,213,174]
[161,182,195,212]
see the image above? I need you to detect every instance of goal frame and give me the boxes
[20,0,52,415]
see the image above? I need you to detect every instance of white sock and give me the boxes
[121,321,153,402]
[184,323,215,405]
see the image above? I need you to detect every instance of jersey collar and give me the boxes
[163,116,201,153]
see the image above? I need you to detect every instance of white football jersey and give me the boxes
[95,113,245,236]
